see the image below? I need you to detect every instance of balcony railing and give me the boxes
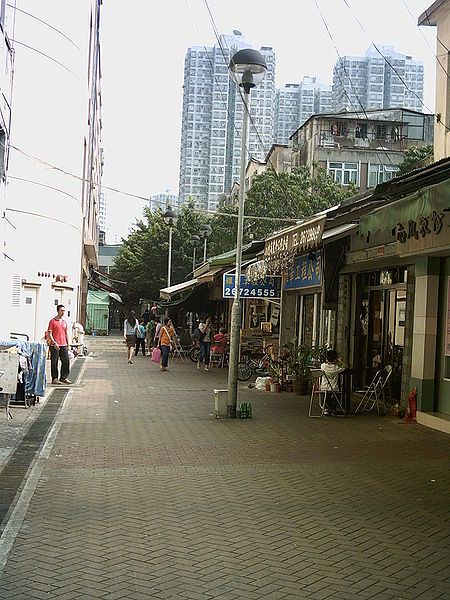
[315,129,408,152]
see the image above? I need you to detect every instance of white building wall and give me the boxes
[0,0,94,341]
[0,0,15,339]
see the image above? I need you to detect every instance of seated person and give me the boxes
[320,349,346,392]
[211,328,228,354]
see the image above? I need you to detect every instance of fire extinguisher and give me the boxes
[404,387,417,422]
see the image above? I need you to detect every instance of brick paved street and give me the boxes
[0,334,449,599]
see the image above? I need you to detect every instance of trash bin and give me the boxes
[214,389,228,418]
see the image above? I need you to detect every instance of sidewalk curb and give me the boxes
[0,357,89,577]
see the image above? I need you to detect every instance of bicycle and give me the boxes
[237,344,282,381]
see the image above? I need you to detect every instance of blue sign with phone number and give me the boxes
[222,274,282,299]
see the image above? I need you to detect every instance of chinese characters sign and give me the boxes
[392,210,445,243]
[264,217,325,261]
[284,253,322,290]
[222,274,282,299]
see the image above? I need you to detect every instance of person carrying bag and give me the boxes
[159,318,176,372]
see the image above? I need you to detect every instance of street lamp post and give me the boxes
[163,205,178,287]
[226,48,267,418]
[190,234,200,272]
[200,224,212,264]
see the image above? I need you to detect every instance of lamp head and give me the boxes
[200,224,212,238]
[229,48,267,93]
[163,205,178,226]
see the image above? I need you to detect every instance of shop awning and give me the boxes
[322,222,358,241]
[160,278,199,301]
[197,267,224,283]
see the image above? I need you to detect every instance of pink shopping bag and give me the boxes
[151,347,161,363]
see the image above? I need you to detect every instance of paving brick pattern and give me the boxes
[0,335,449,599]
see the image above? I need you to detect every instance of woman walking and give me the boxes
[198,316,213,372]
[124,311,138,364]
[159,317,175,371]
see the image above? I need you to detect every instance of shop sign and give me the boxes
[264,216,325,262]
[222,274,282,299]
[284,253,322,290]
[392,210,446,244]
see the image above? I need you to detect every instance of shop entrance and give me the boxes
[355,268,407,400]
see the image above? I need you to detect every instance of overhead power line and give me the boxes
[7,4,81,51]
[401,0,450,81]
[340,0,450,132]
[10,39,81,82]
[7,144,300,224]
[312,0,397,169]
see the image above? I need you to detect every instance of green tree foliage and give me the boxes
[111,201,207,307]
[208,166,357,255]
[112,167,356,305]
[397,144,433,176]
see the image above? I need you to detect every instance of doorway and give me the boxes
[22,286,39,341]
[367,288,406,399]
[354,268,408,400]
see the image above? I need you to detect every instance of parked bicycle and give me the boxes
[237,344,282,381]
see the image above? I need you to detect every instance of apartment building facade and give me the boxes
[178,33,276,213]
[275,77,333,144]
[333,45,424,113]
[148,190,179,213]
[290,108,433,191]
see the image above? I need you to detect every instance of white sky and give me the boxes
[100,0,438,242]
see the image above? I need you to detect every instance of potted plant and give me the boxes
[284,341,327,396]
[267,361,282,392]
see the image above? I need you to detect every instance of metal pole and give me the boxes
[167,225,173,288]
[227,89,250,418]
[193,246,196,272]
[203,236,207,263]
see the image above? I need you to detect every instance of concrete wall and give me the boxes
[427,4,450,160]
[0,1,97,341]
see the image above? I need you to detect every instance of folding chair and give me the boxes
[354,365,392,416]
[309,368,345,418]
[171,337,189,363]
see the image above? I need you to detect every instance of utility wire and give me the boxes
[7,4,81,52]
[312,0,397,169]
[341,0,450,132]
[420,6,450,52]
[7,144,300,223]
[11,39,81,82]
[200,0,310,212]
[401,0,450,81]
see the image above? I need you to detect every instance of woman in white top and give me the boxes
[124,311,138,364]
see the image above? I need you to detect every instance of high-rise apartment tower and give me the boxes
[333,45,424,113]
[179,32,276,212]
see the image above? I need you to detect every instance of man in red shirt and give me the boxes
[47,304,71,385]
